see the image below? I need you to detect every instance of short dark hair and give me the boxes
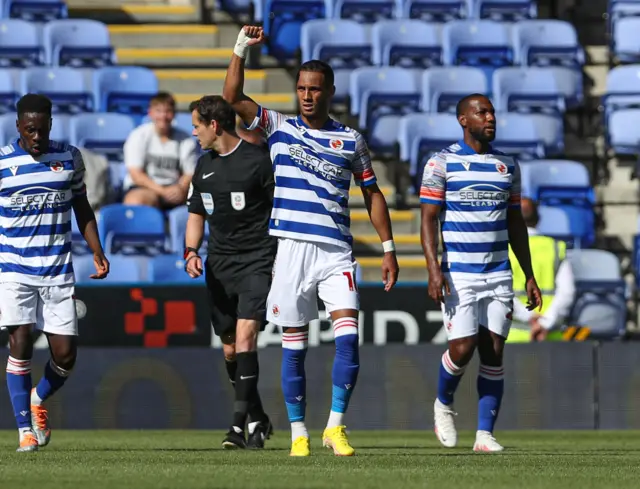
[456,93,488,117]
[150,91,176,109]
[296,60,334,87]
[17,94,52,118]
[189,95,236,132]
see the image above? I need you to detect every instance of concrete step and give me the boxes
[69,3,200,23]
[350,209,419,235]
[175,92,296,113]
[354,234,422,254]
[154,68,293,96]
[348,184,393,207]
[108,24,219,49]
[357,255,427,282]
[115,47,233,67]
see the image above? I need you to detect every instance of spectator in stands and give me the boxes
[508,198,576,342]
[122,92,197,209]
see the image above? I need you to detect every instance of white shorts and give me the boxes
[441,275,514,341]
[267,238,359,327]
[0,282,78,336]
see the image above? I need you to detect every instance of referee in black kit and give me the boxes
[184,95,275,450]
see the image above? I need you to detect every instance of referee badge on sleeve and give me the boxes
[202,193,214,215]
[231,192,246,211]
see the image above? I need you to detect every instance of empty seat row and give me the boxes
[252,0,537,23]
[0,66,158,116]
[263,0,540,59]
[302,19,583,70]
[0,112,194,148]
[1,0,67,21]
[0,19,114,68]
[73,253,205,285]
[71,205,209,257]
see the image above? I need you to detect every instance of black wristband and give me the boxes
[183,247,199,260]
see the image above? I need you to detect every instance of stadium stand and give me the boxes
[1,0,638,332]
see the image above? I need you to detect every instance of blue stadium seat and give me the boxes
[372,20,442,68]
[538,203,593,249]
[609,0,640,39]
[333,0,397,23]
[420,66,487,112]
[403,0,470,22]
[349,67,420,133]
[492,67,583,116]
[397,112,461,190]
[0,112,16,146]
[263,0,326,60]
[606,109,640,156]
[50,113,71,144]
[97,204,166,255]
[4,0,67,22]
[219,0,252,14]
[474,0,537,21]
[172,112,194,134]
[73,254,150,284]
[150,254,205,284]
[44,19,115,68]
[0,70,19,115]
[20,67,92,114]
[529,113,564,156]
[442,20,514,79]
[93,66,158,119]
[612,16,640,63]
[69,113,135,161]
[519,159,592,202]
[566,249,627,339]
[492,112,545,160]
[602,65,640,123]
[301,19,370,102]
[0,19,44,67]
[167,206,209,254]
[513,20,585,69]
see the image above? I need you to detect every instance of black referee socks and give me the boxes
[233,351,260,430]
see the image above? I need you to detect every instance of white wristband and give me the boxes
[382,240,396,253]
[233,29,251,59]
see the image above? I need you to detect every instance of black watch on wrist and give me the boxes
[183,247,199,260]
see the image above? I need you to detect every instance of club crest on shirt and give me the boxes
[496,162,507,175]
[231,192,246,211]
[201,193,214,215]
[50,161,63,172]
[330,138,344,150]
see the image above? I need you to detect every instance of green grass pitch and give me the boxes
[1,430,639,489]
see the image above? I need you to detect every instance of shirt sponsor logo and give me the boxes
[201,193,214,215]
[287,144,345,181]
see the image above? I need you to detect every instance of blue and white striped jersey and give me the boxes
[0,139,86,286]
[247,106,377,250]
[420,140,521,281]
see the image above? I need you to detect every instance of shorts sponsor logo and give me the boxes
[201,193,214,215]
[230,192,245,211]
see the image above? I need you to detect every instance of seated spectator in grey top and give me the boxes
[123,92,197,210]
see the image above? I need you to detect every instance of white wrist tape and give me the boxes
[382,240,396,253]
[233,29,252,59]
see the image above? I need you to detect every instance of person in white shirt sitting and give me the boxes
[122,92,197,210]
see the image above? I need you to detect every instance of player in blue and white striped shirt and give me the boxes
[420,94,542,453]
[224,26,399,457]
[0,94,110,452]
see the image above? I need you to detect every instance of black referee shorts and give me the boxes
[205,248,275,338]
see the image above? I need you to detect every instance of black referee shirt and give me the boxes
[187,140,275,255]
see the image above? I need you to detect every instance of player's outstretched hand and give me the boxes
[525,276,543,312]
[185,255,203,278]
[427,267,450,304]
[382,251,399,291]
[242,25,265,46]
[90,252,110,280]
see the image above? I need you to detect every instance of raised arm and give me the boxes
[419,156,448,304]
[222,26,264,127]
[506,159,542,311]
